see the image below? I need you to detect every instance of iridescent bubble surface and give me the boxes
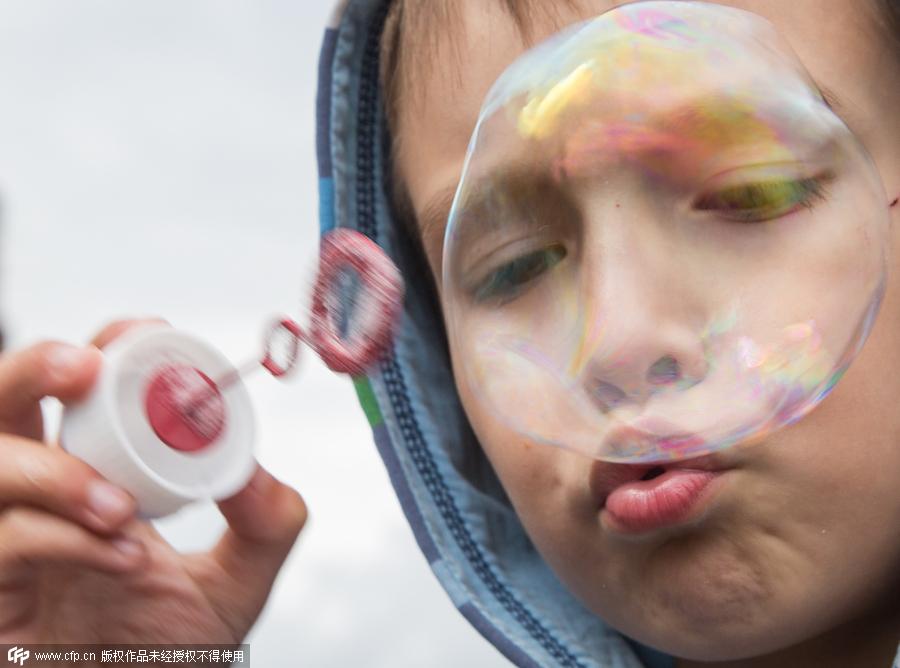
[442,1,889,462]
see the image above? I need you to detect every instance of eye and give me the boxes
[473,245,567,305]
[693,176,829,222]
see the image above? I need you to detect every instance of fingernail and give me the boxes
[87,480,133,524]
[48,345,91,378]
[110,536,143,559]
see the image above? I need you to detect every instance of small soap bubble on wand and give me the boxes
[177,229,404,423]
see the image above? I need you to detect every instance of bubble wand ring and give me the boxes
[307,228,404,376]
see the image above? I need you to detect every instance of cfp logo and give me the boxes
[6,647,29,666]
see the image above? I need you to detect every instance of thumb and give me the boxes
[199,465,308,629]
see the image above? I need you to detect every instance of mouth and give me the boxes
[589,452,732,535]
[589,454,728,505]
[639,465,667,481]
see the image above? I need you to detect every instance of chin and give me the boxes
[599,536,809,661]
[613,593,802,662]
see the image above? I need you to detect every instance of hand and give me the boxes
[0,319,308,650]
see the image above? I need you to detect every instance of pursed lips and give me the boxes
[588,451,732,510]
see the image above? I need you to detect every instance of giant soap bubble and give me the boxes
[442,2,890,463]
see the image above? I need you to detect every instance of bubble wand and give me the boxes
[60,229,403,519]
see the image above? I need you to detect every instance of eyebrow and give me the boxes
[419,184,459,265]
[419,164,555,270]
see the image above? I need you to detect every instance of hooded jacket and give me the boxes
[314,2,900,667]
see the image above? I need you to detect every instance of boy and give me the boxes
[317,0,900,665]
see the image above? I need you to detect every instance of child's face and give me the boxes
[393,0,900,661]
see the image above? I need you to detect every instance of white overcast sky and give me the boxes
[0,3,508,666]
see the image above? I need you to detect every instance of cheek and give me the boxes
[782,248,900,552]
[452,360,598,539]
[459,385,589,512]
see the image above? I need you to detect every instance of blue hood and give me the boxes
[314,3,900,667]
[314,2,671,666]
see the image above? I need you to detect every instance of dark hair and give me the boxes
[382,0,900,133]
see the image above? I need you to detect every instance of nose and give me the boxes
[576,195,709,411]
[584,331,708,412]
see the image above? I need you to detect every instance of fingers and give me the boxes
[90,317,169,350]
[0,435,137,534]
[0,342,102,437]
[0,317,168,582]
[0,506,145,576]
[200,466,307,617]
[0,317,167,439]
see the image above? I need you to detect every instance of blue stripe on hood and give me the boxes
[315,1,674,666]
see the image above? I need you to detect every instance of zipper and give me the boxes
[352,2,589,666]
